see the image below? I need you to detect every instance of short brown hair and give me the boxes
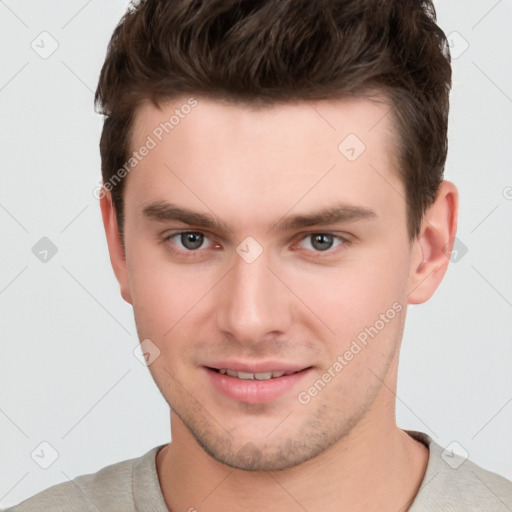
[95,0,452,241]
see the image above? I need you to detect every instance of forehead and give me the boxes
[125,95,404,232]
[131,94,396,157]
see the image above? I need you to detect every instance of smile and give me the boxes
[216,369,299,380]
[205,366,312,404]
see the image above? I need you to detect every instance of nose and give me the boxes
[215,248,294,345]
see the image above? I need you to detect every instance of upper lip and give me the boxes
[205,361,310,374]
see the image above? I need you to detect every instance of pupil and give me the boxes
[312,234,333,251]
[182,232,203,250]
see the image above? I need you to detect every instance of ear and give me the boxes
[407,180,459,304]
[99,189,133,304]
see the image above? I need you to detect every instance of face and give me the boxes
[115,96,418,471]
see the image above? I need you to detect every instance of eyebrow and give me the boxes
[142,201,377,233]
[142,202,233,232]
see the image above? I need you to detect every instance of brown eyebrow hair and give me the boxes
[142,201,377,233]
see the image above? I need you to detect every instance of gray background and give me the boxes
[1,0,511,507]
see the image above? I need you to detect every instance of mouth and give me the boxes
[204,364,312,404]
[210,368,302,380]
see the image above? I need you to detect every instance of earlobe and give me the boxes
[407,180,459,305]
[99,189,133,305]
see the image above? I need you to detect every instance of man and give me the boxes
[7,0,512,511]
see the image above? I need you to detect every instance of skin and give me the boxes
[101,95,458,511]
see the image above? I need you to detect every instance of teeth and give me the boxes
[237,371,255,380]
[217,369,295,380]
[255,372,272,380]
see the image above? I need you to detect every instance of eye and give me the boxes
[164,231,214,252]
[298,233,345,252]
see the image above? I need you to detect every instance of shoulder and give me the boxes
[5,446,165,512]
[408,431,512,512]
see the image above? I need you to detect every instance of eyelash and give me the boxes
[161,231,349,258]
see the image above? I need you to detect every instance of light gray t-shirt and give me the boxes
[5,431,512,511]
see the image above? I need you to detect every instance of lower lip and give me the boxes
[205,367,311,405]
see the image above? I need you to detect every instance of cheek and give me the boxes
[127,258,213,390]
[126,243,213,340]
[284,247,410,338]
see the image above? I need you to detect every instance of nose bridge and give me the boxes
[216,247,291,343]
